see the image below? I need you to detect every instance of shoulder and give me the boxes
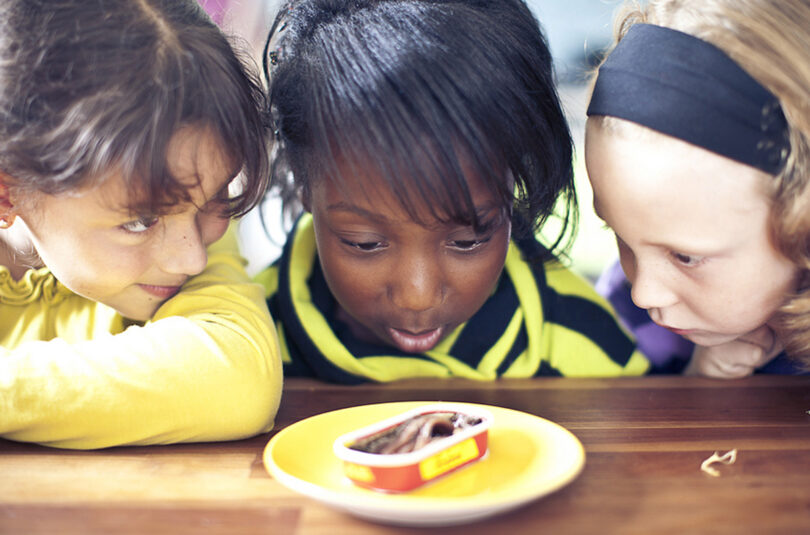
[510,235,615,315]
[509,237,648,375]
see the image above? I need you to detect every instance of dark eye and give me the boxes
[341,239,386,252]
[121,216,159,234]
[671,252,704,267]
[449,236,492,251]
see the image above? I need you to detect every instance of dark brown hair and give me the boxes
[0,0,269,217]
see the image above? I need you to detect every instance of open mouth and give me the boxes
[387,326,444,353]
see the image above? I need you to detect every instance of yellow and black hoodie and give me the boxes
[255,214,649,383]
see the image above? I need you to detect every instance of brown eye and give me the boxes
[340,238,386,252]
[449,237,490,251]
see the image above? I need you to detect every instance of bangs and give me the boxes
[119,126,243,218]
[270,0,575,248]
[312,124,511,231]
[1,0,267,217]
[117,25,268,217]
[274,3,521,228]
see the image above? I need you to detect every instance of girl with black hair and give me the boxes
[257,0,649,382]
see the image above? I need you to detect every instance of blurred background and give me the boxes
[201,0,627,280]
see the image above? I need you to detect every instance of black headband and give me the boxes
[587,24,789,175]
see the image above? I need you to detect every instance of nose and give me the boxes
[626,258,678,311]
[158,218,209,276]
[388,252,444,313]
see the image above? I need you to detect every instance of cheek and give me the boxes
[680,269,787,333]
[731,272,795,317]
[480,249,508,290]
[45,244,148,299]
[453,241,509,308]
[202,215,230,246]
[317,248,378,310]
[616,241,636,281]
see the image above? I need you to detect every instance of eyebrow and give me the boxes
[327,200,507,235]
[326,202,391,223]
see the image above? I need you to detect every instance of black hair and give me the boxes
[264,0,576,254]
[0,0,269,217]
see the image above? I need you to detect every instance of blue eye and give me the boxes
[121,216,159,234]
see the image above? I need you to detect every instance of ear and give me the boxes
[0,173,18,229]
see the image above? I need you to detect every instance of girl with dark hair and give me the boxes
[256,0,649,383]
[0,0,282,448]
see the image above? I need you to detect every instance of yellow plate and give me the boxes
[263,401,585,527]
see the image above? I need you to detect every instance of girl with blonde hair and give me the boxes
[587,0,810,377]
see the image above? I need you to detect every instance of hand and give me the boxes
[684,326,782,379]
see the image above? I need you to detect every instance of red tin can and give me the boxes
[333,403,492,492]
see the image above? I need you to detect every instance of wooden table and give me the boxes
[1,375,809,534]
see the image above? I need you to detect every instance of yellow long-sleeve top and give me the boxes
[0,225,282,449]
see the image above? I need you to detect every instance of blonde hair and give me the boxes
[606,0,810,365]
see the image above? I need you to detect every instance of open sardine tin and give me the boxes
[333,403,493,492]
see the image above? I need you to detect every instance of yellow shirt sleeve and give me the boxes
[0,225,283,449]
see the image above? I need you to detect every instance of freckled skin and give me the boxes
[585,119,800,348]
[2,127,234,321]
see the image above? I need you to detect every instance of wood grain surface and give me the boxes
[1,375,809,534]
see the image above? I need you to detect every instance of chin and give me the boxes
[119,311,154,322]
[109,302,159,323]
[683,332,740,347]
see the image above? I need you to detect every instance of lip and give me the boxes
[138,284,183,299]
[658,323,693,336]
[387,326,444,353]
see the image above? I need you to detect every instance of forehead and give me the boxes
[106,126,238,213]
[588,120,769,209]
[586,119,772,247]
[312,156,504,224]
[159,125,241,199]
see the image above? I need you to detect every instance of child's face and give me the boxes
[307,166,511,353]
[585,119,801,347]
[12,127,233,321]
